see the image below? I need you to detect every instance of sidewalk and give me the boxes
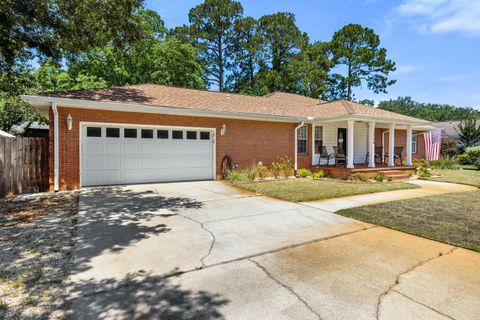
[301,180,477,212]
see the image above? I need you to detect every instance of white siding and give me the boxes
[312,121,368,165]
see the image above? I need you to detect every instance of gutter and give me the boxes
[294,121,305,175]
[52,101,59,191]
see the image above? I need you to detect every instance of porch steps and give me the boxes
[377,170,412,181]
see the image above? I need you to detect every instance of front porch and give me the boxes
[302,118,423,180]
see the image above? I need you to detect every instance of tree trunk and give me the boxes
[218,38,224,91]
[347,62,352,100]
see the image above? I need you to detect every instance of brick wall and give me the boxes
[50,106,313,190]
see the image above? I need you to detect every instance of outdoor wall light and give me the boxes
[66,114,73,130]
[220,123,227,136]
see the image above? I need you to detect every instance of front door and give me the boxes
[337,128,347,155]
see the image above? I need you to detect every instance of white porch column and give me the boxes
[406,126,413,166]
[347,120,355,168]
[388,123,395,167]
[368,121,376,168]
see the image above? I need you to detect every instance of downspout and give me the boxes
[52,101,59,191]
[294,121,305,176]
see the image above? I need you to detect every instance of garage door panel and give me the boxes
[82,125,214,186]
[85,142,103,154]
[104,156,121,170]
[105,142,122,155]
[124,142,139,153]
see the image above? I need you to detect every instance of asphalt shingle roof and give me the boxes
[36,84,426,122]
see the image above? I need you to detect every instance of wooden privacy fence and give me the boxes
[0,137,49,196]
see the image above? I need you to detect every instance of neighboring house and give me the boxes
[12,122,50,138]
[434,120,480,146]
[22,84,432,191]
[0,129,15,138]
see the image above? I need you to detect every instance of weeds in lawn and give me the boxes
[0,299,8,310]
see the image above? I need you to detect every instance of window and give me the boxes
[157,130,169,139]
[187,131,197,140]
[106,128,120,138]
[172,130,183,139]
[124,128,137,138]
[297,125,308,154]
[141,129,153,139]
[314,126,323,154]
[412,131,417,153]
[200,131,210,140]
[86,127,102,137]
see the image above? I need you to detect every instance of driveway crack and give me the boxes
[248,258,322,320]
[391,289,456,320]
[176,213,216,268]
[376,247,457,320]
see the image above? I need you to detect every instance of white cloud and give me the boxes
[396,0,480,37]
[435,74,468,82]
[396,64,421,74]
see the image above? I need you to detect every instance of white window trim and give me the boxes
[297,125,308,155]
[314,125,324,154]
[412,130,417,154]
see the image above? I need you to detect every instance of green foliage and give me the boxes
[1,0,144,71]
[0,95,47,133]
[457,118,480,147]
[256,164,269,180]
[417,167,432,178]
[226,169,241,182]
[297,169,312,178]
[179,0,244,91]
[352,173,368,182]
[311,171,325,179]
[457,153,471,165]
[277,156,293,178]
[270,161,282,179]
[465,146,480,168]
[429,157,460,170]
[328,24,396,100]
[378,97,480,122]
[475,158,480,170]
[372,174,392,182]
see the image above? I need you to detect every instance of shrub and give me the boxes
[352,173,368,182]
[270,161,282,179]
[372,173,390,182]
[244,165,258,181]
[297,169,312,178]
[457,153,471,165]
[441,141,461,158]
[311,171,325,179]
[429,156,460,170]
[227,170,242,182]
[475,158,480,170]
[278,156,293,178]
[256,165,269,180]
[417,167,432,177]
[465,146,480,166]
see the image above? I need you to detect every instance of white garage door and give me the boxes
[81,123,215,186]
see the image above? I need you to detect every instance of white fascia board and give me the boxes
[313,114,431,126]
[21,95,306,124]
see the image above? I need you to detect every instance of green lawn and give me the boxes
[236,179,419,202]
[337,190,480,252]
[424,167,480,187]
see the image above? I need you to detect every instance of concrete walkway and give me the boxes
[70,181,480,320]
[301,179,477,212]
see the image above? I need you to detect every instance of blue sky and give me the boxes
[145,0,480,109]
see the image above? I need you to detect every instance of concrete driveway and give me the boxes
[70,181,480,320]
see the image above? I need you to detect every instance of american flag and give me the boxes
[424,129,442,161]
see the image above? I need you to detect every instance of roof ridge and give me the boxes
[340,100,355,114]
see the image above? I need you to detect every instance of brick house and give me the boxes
[22,84,431,191]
